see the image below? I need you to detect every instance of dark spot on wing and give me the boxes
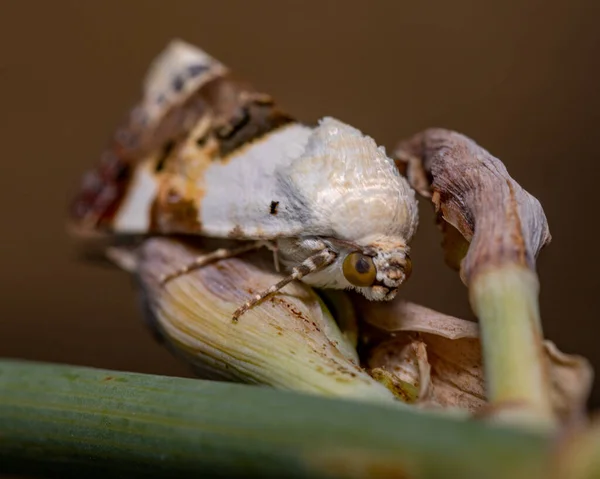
[200,77,295,157]
[196,133,209,147]
[172,75,184,92]
[114,162,130,181]
[269,201,279,215]
[155,140,175,172]
[215,106,250,140]
[188,64,208,77]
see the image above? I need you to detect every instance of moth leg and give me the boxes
[232,248,337,322]
[160,241,265,284]
[263,242,281,272]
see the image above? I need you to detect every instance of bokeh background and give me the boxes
[1,0,599,407]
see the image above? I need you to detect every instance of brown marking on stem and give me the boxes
[506,181,527,266]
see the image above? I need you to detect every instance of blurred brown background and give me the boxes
[0,1,598,406]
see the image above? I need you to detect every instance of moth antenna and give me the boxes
[160,241,265,284]
[232,248,337,322]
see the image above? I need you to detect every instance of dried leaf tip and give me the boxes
[394,128,551,282]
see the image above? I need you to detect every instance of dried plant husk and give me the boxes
[357,299,593,423]
[394,129,558,428]
[106,234,593,427]
[121,237,397,404]
[394,129,551,282]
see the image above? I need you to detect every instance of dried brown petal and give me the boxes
[359,299,593,421]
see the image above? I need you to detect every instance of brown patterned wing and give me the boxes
[69,40,295,236]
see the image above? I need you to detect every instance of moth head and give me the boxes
[284,117,419,300]
[338,237,412,301]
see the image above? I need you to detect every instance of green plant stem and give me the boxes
[469,264,555,429]
[0,359,551,479]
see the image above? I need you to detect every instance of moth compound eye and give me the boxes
[342,253,377,287]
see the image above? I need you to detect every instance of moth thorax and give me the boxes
[328,189,410,241]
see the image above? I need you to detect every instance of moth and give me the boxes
[70,40,419,321]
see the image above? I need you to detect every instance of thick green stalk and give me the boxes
[470,264,554,429]
[0,359,550,479]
